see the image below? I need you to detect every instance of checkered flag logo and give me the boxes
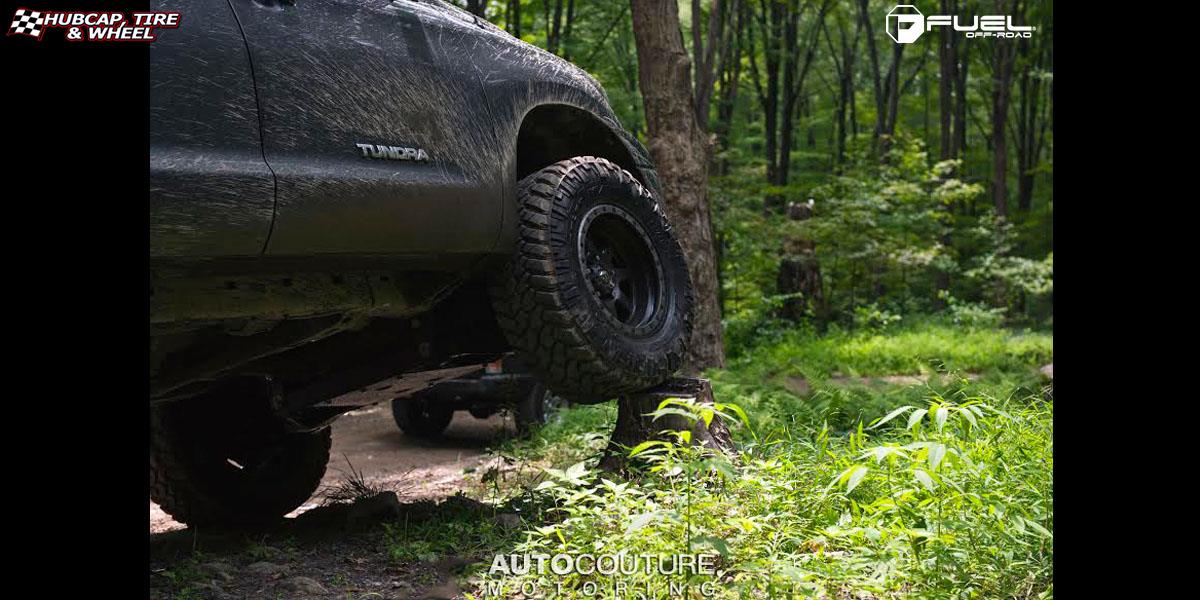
[9,8,46,39]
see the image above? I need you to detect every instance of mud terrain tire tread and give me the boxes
[489,156,693,404]
[391,394,455,438]
[149,408,331,528]
[514,382,548,435]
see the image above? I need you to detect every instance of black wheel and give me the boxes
[514,382,564,435]
[391,392,454,438]
[490,156,694,404]
[149,379,331,528]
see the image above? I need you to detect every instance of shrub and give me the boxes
[469,385,1052,599]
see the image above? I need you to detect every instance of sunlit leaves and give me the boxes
[484,370,1051,600]
[869,405,915,429]
[913,469,935,492]
[906,408,928,430]
[830,465,870,495]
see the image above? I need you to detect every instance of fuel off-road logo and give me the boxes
[8,7,179,42]
[886,5,1033,44]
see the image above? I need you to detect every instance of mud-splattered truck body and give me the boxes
[149,0,696,527]
[152,0,660,401]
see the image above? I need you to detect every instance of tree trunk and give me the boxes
[934,0,957,309]
[859,0,903,155]
[777,201,825,322]
[835,15,864,165]
[546,0,564,55]
[955,39,968,155]
[777,0,801,192]
[938,0,957,160]
[562,0,576,60]
[747,0,783,213]
[990,0,1018,219]
[858,0,883,150]
[631,0,726,373]
[692,0,725,132]
[779,1,826,188]
[713,0,744,175]
[806,97,817,148]
[509,0,521,38]
[825,14,855,170]
[1015,16,1047,214]
[750,0,827,212]
[599,378,735,473]
[849,60,858,137]
[614,14,644,137]
[883,43,903,138]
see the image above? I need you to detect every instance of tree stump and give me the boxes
[598,378,736,473]
[1039,363,1053,401]
[778,200,825,323]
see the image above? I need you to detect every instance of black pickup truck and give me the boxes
[150,0,693,526]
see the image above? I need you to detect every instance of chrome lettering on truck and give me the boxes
[355,143,430,162]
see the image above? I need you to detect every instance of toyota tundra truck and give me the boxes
[150,0,694,527]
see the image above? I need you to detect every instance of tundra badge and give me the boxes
[355,143,430,162]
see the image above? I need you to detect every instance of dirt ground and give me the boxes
[151,403,515,534]
[149,404,529,600]
[783,372,981,396]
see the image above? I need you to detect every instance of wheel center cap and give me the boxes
[577,203,667,334]
[591,268,615,295]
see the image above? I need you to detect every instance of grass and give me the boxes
[155,553,214,600]
[320,455,410,506]
[381,494,523,564]
[148,319,1051,599]
[456,319,1052,599]
[730,318,1053,381]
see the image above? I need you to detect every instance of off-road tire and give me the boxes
[514,382,563,435]
[489,156,694,404]
[391,393,455,438]
[149,404,331,528]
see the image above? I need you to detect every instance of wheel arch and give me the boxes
[515,104,654,193]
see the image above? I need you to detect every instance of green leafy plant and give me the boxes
[471,347,1051,598]
[852,303,903,331]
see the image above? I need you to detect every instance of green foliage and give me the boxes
[725,317,1052,381]
[853,303,903,332]
[961,215,1054,322]
[942,293,1007,330]
[802,137,977,321]
[158,555,208,598]
[490,402,616,466]
[713,132,1052,349]
[472,374,1051,598]
[462,322,1051,598]
[382,494,521,564]
[456,5,1053,596]
[477,2,1052,333]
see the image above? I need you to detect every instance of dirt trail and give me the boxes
[783,372,981,396]
[150,404,515,534]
